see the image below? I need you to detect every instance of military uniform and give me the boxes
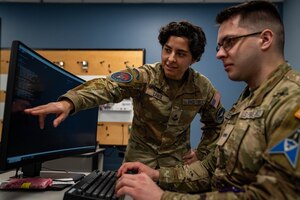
[60,62,224,168]
[158,63,300,199]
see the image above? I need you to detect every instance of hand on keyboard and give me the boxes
[115,173,163,200]
[117,162,159,181]
[125,169,138,175]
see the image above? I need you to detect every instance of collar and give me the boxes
[152,63,199,96]
[242,62,292,107]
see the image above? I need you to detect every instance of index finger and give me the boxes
[24,104,51,115]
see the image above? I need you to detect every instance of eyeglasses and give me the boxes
[216,31,262,52]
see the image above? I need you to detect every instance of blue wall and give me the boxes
[0,2,285,149]
[283,0,300,71]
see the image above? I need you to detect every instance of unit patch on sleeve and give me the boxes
[216,107,225,123]
[110,71,133,83]
[269,127,300,169]
[294,108,300,119]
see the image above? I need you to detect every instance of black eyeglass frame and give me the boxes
[216,31,262,52]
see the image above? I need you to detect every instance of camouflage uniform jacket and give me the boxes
[159,62,300,199]
[60,62,224,168]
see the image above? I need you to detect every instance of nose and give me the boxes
[216,46,227,60]
[168,52,176,63]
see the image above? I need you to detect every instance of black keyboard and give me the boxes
[63,170,120,200]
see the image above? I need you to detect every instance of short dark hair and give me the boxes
[216,1,284,53]
[158,21,206,62]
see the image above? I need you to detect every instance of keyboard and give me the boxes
[63,170,120,200]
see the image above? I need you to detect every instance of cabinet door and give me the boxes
[97,122,125,145]
[97,122,131,145]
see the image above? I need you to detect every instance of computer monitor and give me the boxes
[0,41,99,179]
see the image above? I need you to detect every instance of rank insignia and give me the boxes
[269,127,300,168]
[294,108,300,119]
[110,71,133,83]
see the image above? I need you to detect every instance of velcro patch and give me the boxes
[294,108,300,119]
[110,71,133,83]
[216,107,225,123]
[182,99,205,106]
[269,127,300,169]
[211,91,221,108]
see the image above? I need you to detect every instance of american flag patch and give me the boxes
[211,91,221,108]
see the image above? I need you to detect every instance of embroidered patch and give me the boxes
[240,109,264,119]
[145,88,169,102]
[182,99,205,106]
[269,127,300,169]
[168,107,182,125]
[294,108,300,119]
[110,71,133,83]
[216,107,225,123]
[211,91,221,108]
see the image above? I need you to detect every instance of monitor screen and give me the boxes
[0,41,98,178]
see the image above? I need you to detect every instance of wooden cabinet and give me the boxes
[97,122,131,145]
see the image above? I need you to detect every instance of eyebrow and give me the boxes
[164,44,190,54]
[219,35,234,43]
[219,34,240,43]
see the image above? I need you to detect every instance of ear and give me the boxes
[260,29,273,51]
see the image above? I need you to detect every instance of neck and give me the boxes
[247,61,284,91]
[248,54,284,90]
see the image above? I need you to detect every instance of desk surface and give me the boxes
[0,170,68,200]
[0,170,132,200]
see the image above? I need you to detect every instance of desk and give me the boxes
[0,170,70,200]
[0,170,133,200]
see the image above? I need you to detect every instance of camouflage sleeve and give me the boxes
[58,66,148,114]
[241,91,300,199]
[158,160,211,193]
[196,83,225,165]
[161,190,248,200]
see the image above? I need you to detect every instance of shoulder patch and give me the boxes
[110,71,133,83]
[269,127,300,169]
[216,107,225,123]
